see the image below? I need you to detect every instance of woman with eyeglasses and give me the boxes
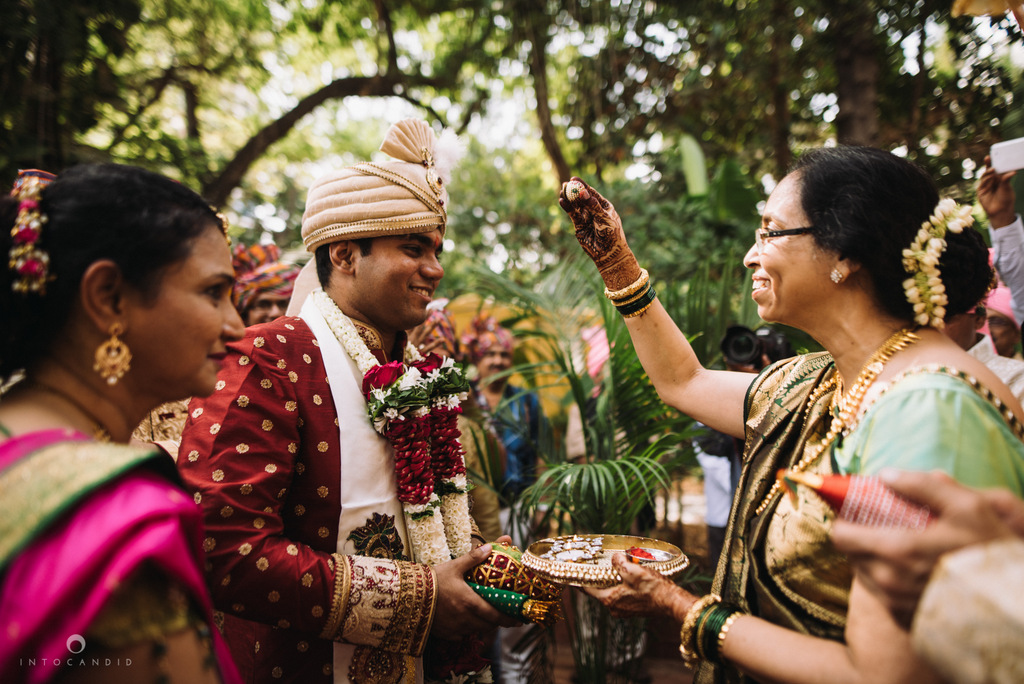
[558,146,1024,684]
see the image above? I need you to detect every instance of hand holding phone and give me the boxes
[990,136,1024,173]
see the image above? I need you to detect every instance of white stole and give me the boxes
[299,297,421,684]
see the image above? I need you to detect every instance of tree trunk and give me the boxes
[831,2,879,146]
[769,0,792,178]
[201,74,432,206]
[26,33,62,170]
[526,14,572,185]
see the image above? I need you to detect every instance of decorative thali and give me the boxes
[522,534,689,588]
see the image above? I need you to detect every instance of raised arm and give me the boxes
[559,177,752,437]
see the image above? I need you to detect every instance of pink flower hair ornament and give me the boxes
[8,169,57,295]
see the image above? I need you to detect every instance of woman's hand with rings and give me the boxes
[558,177,641,291]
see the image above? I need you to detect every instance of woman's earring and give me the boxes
[830,268,844,284]
[93,322,132,385]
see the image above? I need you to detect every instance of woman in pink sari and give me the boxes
[0,165,245,683]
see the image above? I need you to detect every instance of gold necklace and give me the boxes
[32,381,114,442]
[805,376,838,407]
[754,328,920,516]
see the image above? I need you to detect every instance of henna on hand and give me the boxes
[583,552,684,620]
[559,178,641,291]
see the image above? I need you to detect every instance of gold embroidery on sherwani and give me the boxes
[348,513,409,561]
[352,320,385,356]
[387,560,435,657]
[339,556,437,683]
[348,645,408,684]
[343,557,406,684]
[321,553,352,640]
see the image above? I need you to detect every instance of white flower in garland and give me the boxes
[311,289,472,566]
[901,197,973,330]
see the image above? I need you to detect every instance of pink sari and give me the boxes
[0,429,240,684]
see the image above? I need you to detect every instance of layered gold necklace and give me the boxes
[754,328,921,516]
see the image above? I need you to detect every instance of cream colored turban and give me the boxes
[301,119,457,251]
[287,119,461,316]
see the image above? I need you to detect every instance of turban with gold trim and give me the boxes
[300,119,458,251]
[287,119,461,315]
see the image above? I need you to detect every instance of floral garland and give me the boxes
[901,197,973,330]
[312,289,473,567]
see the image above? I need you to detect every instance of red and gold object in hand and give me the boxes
[465,543,563,625]
[780,470,935,530]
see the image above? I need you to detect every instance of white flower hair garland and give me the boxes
[312,289,472,566]
[901,197,973,330]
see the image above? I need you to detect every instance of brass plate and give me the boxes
[522,534,689,588]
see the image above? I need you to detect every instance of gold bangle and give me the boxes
[611,281,651,307]
[678,594,720,665]
[621,300,655,319]
[717,611,742,657]
[604,268,649,301]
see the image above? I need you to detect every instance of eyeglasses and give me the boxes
[753,226,815,253]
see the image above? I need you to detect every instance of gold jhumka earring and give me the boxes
[93,322,132,385]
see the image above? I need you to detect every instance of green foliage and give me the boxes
[466,257,688,534]
[545,0,1017,187]
[442,136,564,293]
[0,0,143,178]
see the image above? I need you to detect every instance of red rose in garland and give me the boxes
[362,360,405,394]
[411,352,444,375]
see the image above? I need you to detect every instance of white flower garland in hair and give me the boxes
[311,289,471,566]
[901,198,973,330]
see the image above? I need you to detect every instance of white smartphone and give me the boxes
[991,137,1024,173]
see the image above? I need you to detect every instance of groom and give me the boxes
[177,119,514,684]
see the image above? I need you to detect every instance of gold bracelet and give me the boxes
[611,280,651,307]
[717,611,743,657]
[604,268,649,301]
[678,594,720,665]
[621,300,655,319]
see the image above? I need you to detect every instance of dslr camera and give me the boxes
[720,325,793,369]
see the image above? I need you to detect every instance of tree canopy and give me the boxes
[2,0,1021,285]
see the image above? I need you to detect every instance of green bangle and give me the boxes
[692,603,719,661]
[616,285,657,317]
[699,605,734,664]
